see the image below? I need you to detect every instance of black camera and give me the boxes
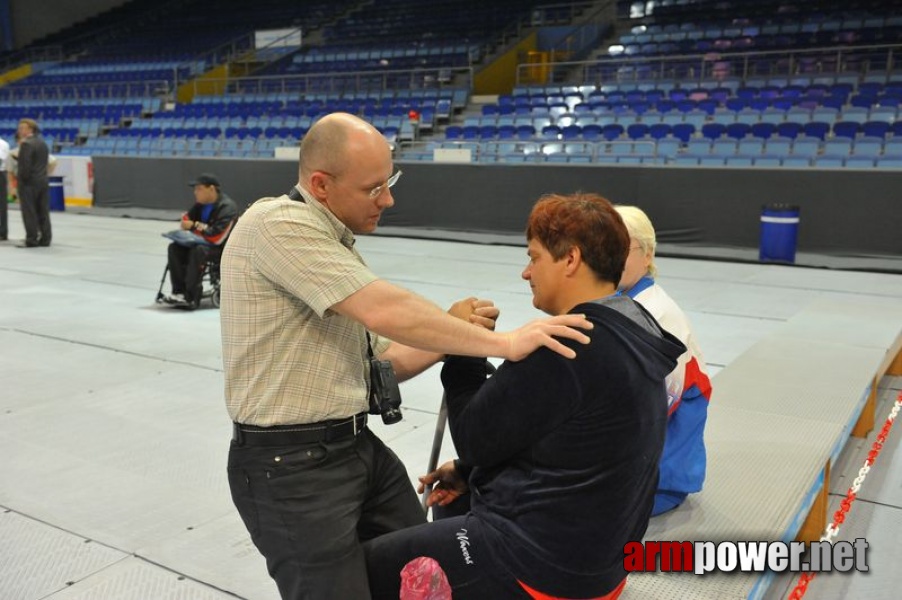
[368,357,403,425]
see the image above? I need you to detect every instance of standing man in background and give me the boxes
[0,134,8,241]
[16,118,51,248]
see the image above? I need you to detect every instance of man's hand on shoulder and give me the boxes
[502,314,593,361]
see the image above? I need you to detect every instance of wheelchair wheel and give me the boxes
[212,288,221,308]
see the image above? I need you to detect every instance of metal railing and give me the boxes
[529,1,603,25]
[517,43,902,87]
[0,45,64,75]
[229,27,303,71]
[172,31,256,90]
[0,79,170,102]
[396,138,658,162]
[184,66,474,99]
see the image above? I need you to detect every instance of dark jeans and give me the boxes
[0,172,7,238]
[364,513,531,600]
[19,180,51,246]
[228,427,425,600]
[167,243,212,301]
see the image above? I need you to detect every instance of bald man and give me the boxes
[220,113,592,598]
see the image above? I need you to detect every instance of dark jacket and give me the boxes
[17,135,49,186]
[185,192,239,245]
[442,296,685,598]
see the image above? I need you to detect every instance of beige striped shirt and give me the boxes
[221,186,390,426]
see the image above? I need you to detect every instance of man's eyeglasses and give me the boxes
[366,169,402,200]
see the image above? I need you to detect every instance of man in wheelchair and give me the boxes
[161,173,238,309]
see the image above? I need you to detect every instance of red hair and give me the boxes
[526,193,629,285]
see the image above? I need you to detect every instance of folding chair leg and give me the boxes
[420,362,494,512]
[422,393,448,511]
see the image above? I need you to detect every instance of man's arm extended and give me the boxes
[377,297,500,381]
[332,280,591,362]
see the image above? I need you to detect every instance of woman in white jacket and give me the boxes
[616,205,713,515]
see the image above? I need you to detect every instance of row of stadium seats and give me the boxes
[444,120,902,143]
[398,140,902,168]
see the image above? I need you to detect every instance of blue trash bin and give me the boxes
[759,203,800,263]
[49,175,65,212]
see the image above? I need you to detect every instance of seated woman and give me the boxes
[364,193,685,600]
[615,205,713,515]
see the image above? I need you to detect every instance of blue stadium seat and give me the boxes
[860,121,890,138]
[655,138,681,158]
[726,156,754,167]
[792,137,820,158]
[823,138,852,156]
[759,109,786,125]
[831,121,860,139]
[647,123,671,140]
[813,155,845,168]
[540,125,561,140]
[581,124,603,141]
[812,107,839,122]
[673,155,700,166]
[776,122,803,139]
[840,107,870,123]
[868,107,898,124]
[602,124,625,141]
[516,125,536,139]
[671,123,695,143]
[754,156,781,167]
[444,125,462,139]
[875,155,902,169]
[845,156,875,169]
[725,123,752,140]
[701,123,726,140]
[803,121,830,140]
[738,139,765,155]
[699,156,725,167]
[750,122,777,139]
[781,156,811,168]
[497,125,517,140]
[711,139,737,156]
[561,124,582,140]
[852,138,882,157]
[733,109,760,125]
[686,139,712,155]
[478,125,497,140]
[626,123,649,140]
[610,141,634,156]
[884,139,902,155]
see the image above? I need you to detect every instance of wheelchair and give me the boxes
[154,245,223,310]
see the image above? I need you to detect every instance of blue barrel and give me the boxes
[49,175,65,212]
[759,204,800,263]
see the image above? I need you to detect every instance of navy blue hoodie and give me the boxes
[442,296,685,597]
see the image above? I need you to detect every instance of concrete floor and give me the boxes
[1,210,900,599]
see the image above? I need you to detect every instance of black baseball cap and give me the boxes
[188,173,220,187]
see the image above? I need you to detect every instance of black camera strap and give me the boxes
[364,331,376,359]
[287,186,304,202]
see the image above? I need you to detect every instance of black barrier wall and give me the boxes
[93,157,902,256]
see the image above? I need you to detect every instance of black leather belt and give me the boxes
[232,412,367,446]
